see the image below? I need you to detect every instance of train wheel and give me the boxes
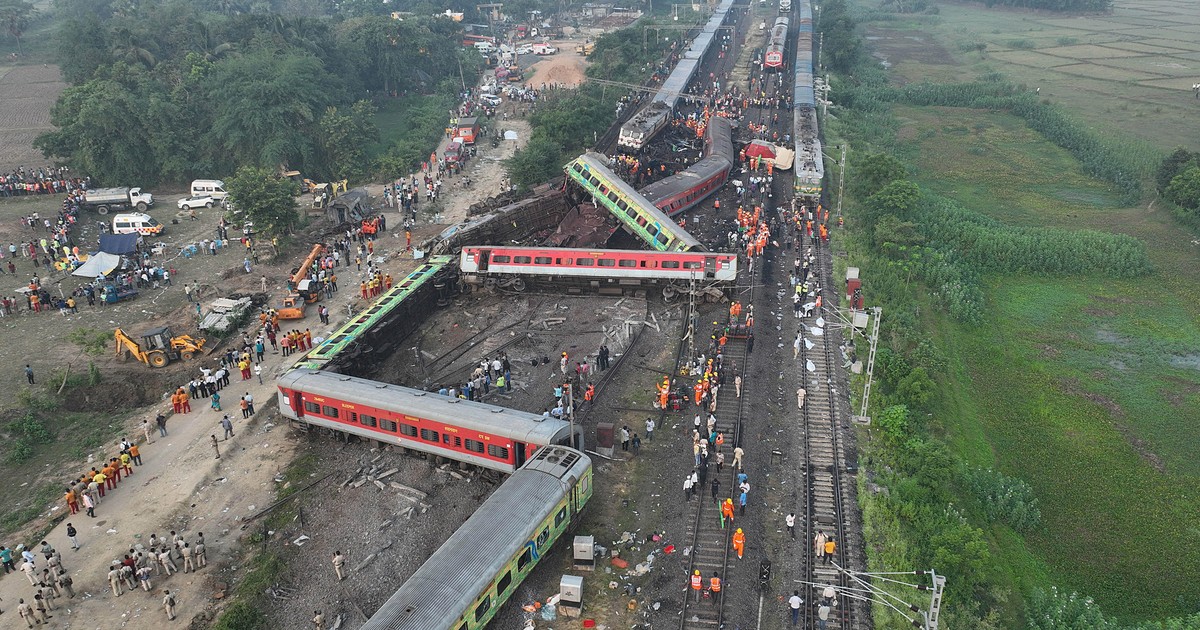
[662,285,677,301]
[512,278,526,292]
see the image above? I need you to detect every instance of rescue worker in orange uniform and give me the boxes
[721,497,735,528]
[709,573,722,604]
[732,528,746,559]
[690,570,703,601]
[694,381,704,406]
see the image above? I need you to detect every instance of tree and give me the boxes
[852,152,907,199]
[318,100,378,181]
[1155,148,1198,193]
[0,0,36,56]
[225,166,299,236]
[201,46,340,170]
[35,70,164,184]
[865,180,921,224]
[1165,166,1200,212]
[818,0,861,74]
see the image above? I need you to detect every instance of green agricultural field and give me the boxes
[887,103,1200,619]
[861,0,1200,151]
[848,0,1200,620]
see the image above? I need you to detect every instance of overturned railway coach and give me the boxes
[361,446,593,630]
[640,115,736,218]
[460,246,737,294]
[277,369,582,474]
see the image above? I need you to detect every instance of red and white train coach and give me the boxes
[278,369,582,474]
[459,246,738,293]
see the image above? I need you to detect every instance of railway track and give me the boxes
[678,268,757,630]
[798,233,865,629]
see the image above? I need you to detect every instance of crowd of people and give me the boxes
[0,166,87,198]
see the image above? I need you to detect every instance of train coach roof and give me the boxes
[278,369,573,444]
[361,448,590,630]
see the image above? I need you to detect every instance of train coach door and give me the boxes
[515,442,528,468]
[477,249,491,272]
[291,390,305,418]
[704,256,717,279]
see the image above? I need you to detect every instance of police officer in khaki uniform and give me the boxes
[163,589,177,620]
[313,609,325,629]
[332,551,346,581]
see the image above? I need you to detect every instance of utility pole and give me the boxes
[924,570,945,630]
[858,306,881,422]
[836,142,846,219]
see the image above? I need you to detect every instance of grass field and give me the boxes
[851,0,1200,621]
[863,0,1200,152]
[892,104,1200,619]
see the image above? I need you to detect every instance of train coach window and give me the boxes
[589,175,601,187]
[534,256,552,265]
[487,444,509,460]
[399,423,417,437]
[346,412,358,424]
[444,434,462,447]
[518,547,532,571]
[465,439,485,453]
[303,401,320,414]
[683,261,702,269]
[537,527,549,548]
[322,406,339,418]
[497,570,513,595]
[635,216,648,227]
[607,192,619,204]
[360,414,377,428]
[513,256,532,264]
[571,163,583,173]
[656,233,670,246]
[555,506,568,527]
[618,259,637,268]
[575,258,595,267]
[474,596,491,622]
[420,428,439,442]
[491,255,511,263]
[616,199,628,211]
[380,419,397,432]
[597,258,616,267]
[661,260,680,269]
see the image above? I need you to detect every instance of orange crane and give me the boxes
[277,244,326,320]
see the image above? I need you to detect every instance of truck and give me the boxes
[576,41,595,56]
[80,187,154,215]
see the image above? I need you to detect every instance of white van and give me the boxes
[190,179,228,201]
[112,212,164,236]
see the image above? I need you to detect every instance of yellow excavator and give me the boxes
[115,327,207,368]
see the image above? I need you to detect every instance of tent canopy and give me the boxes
[99,233,139,255]
[744,140,777,159]
[73,251,121,278]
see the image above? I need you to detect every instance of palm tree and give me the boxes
[110,26,158,69]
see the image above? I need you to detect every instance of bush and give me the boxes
[966,467,1041,531]
[68,327,112,356]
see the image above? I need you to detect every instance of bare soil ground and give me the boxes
[523,45,589,89]
[0,64,65,171]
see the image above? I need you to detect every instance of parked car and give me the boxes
[480,93,503,106]
[516,45,534,55]
[177,195,216,210]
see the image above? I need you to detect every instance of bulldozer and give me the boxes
[115,327,207,368]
